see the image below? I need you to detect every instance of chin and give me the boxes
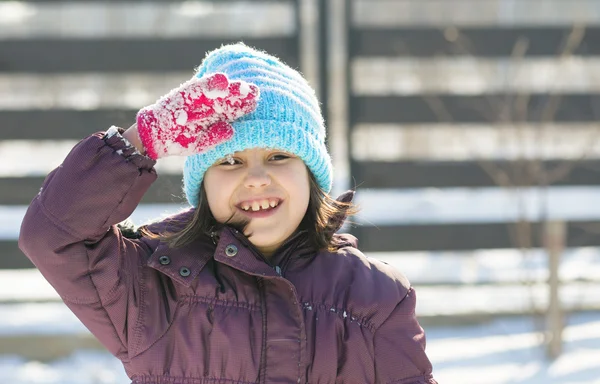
[246,230,285,250]
[247,234,281,248]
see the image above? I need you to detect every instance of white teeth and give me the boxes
[240,199,280,212]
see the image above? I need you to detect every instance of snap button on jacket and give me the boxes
[225,244,238,257]
[18,132,437,384]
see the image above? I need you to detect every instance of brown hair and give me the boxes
[139,171,358,253]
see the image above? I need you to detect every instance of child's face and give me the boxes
[204,148,310,257]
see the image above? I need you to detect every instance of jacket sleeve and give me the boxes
[18,128,158,361]
[373,287,438,384]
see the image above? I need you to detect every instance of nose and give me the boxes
[243,165,271,188]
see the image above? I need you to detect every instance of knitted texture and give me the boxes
[183,43,332,207]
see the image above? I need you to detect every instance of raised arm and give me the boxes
[18,72,259,360]
[18,129,157,359]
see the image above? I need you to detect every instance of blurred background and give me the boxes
[1,0,600,382]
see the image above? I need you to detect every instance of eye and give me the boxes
[218,157,242,166]
[269,153,291,161]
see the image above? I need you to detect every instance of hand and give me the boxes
[136,73,259,159]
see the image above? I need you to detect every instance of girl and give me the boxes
[19,43,437,384]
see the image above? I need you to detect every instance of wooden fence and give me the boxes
[1,0,599,318]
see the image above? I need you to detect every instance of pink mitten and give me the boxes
[136,73,259,159]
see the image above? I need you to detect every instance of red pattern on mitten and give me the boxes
[136,73,259,159]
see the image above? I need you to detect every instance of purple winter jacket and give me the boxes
[19,131,437,384]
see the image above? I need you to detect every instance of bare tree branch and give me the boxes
[531,25,587,185]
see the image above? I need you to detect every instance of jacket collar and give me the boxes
[146,232,214,287]
[147,224,313,287]
[213,226,312,277]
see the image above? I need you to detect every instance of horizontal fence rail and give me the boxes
[352,0,600,27]
[352,57,600,95]
[352,160,600,188]
[0,38,299,73]
[0,1,295,40]
[2,110,140,139]
[350,94,600,123]
[353,221,600,252]
[349,27,600,57]
[1,175,188,206]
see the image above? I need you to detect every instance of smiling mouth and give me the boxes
[236,199,282,218]
[237,198,281,212]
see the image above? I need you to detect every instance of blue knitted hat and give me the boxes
[183,43,332,207]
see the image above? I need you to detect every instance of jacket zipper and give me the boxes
[230,228,287,277]
[277,237,305,278]
[229,227,310,278]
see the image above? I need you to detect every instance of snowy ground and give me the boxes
[0,271,598,384]
[1,311,599,384]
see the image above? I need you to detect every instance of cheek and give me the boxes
[204,171,235,219]
[285,167,311,214]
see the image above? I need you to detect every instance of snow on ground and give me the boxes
[427,312,600,384]
[0,351,129,384]
[1,312,599,384]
